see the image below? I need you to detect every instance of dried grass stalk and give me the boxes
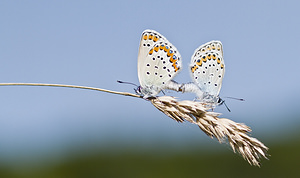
[150,96,269,167]
[0,83,269,166]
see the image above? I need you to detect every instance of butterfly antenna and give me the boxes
[223,101,231,112]
[117,80,139,87]
[219,98,231,112]
[225,96,245,101]
[221,96,244,112]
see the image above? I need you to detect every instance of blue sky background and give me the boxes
[1,0,300,163]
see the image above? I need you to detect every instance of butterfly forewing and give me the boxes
[137,30,182,97]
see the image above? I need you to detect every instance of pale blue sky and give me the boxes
[1,0,300,161]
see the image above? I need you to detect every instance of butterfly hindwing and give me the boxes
[190,41,225,97]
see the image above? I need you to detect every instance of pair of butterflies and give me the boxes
[136,29,225,108]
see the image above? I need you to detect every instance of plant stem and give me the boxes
[0,83,142,98]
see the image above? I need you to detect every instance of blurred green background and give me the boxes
[1,0,300,177]
[1,132,300,177]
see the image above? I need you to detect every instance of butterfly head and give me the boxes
[135,85,160,99]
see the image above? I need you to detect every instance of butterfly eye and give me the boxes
[136,86,142,94]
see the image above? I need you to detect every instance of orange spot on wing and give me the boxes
[149,49,154,55]
[196,60,202,66]
[208,54,211,59]
[173,64,179,72]
[164,46,169,53]
[149,34,153,40]
[167,51,173,58]
[191,65,198,73]
[212,54,217,60]
[143,34,147,40]
[170,57,177,63]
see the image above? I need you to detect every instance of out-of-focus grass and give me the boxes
[0,138,299,178]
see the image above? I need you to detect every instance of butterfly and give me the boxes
[181,41,225,108]
[136,30,182,99]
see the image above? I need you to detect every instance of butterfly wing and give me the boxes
[137,30,182,97]
[190,41,225,97]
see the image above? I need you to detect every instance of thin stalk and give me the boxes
[0,83,142,98]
